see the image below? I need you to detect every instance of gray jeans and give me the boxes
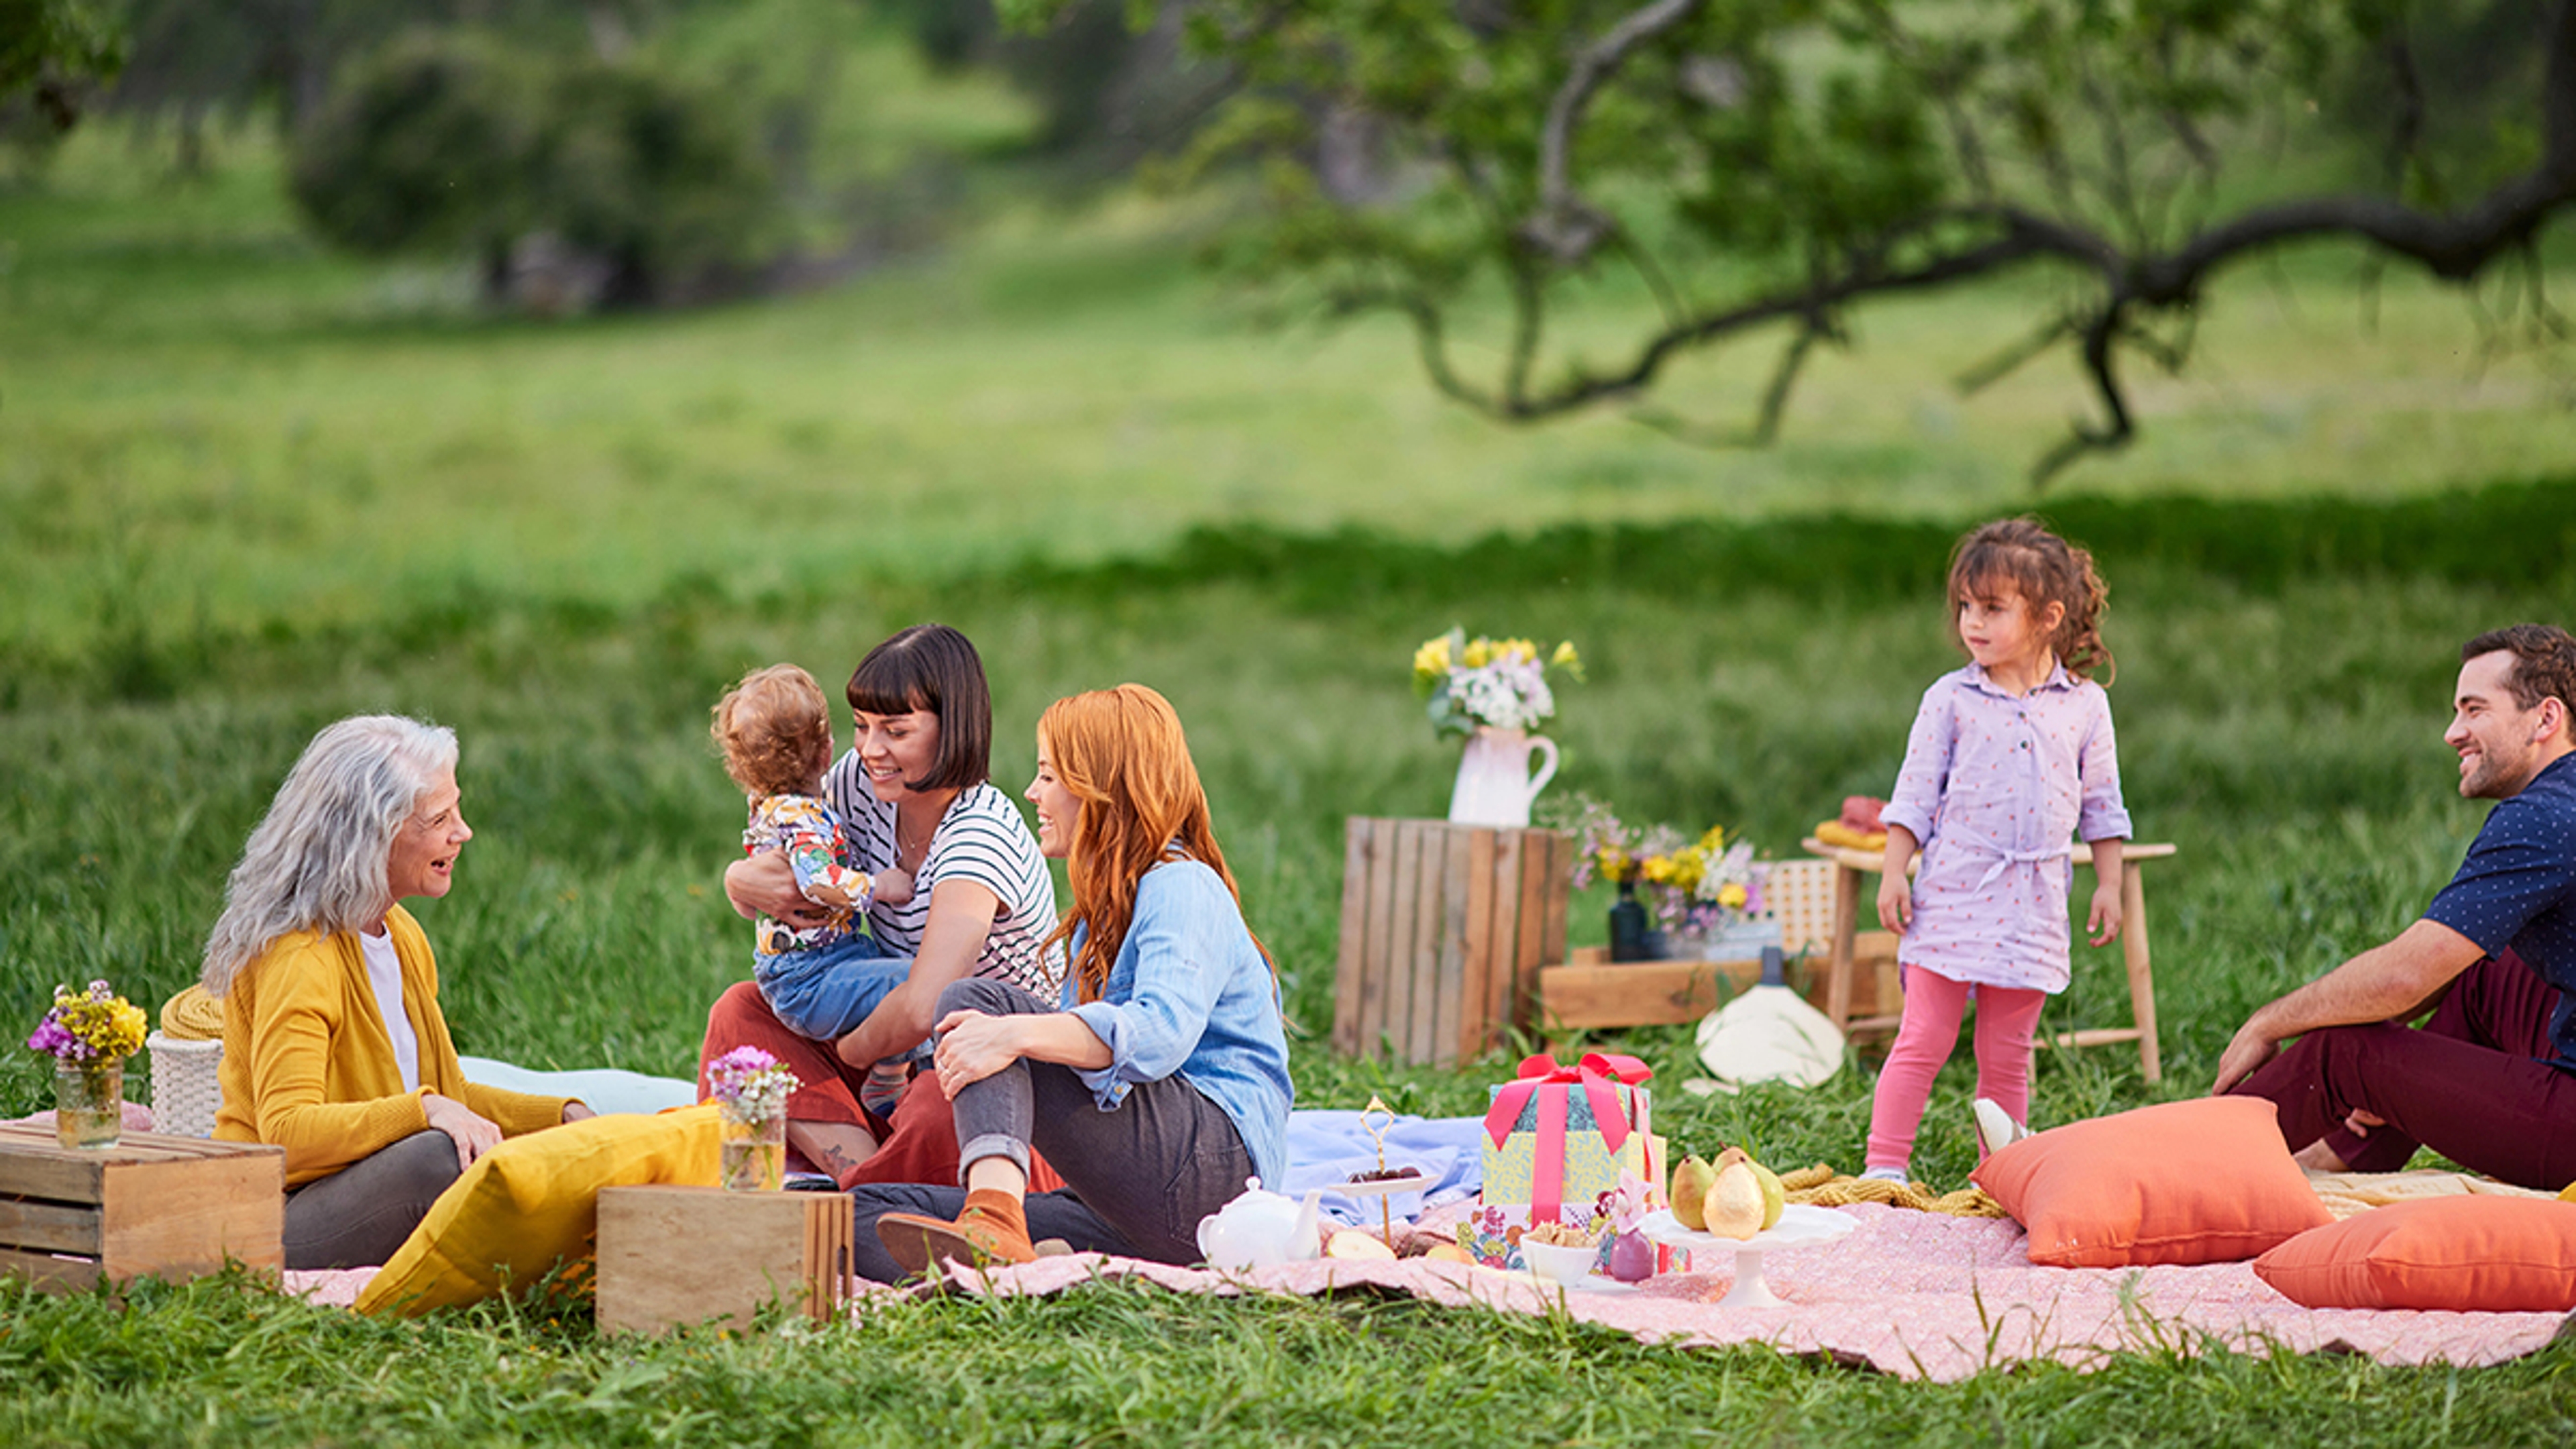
[851,975,1254,1273]
[282,1129,460,1270]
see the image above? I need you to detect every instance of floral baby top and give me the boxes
[743,793,875,957]
[1879,660,2131,992]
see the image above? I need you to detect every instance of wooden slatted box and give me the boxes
[0,1126,284,1291]
[1332,818,1570,1065]
[594,1185,855,1335]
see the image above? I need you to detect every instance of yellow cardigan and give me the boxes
[215,906,574,1187]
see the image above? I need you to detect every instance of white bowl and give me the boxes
[1519,1238,1600,1286]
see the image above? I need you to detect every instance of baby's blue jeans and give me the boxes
[754,932,920,1055]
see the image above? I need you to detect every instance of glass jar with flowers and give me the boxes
[1411,628,1582,828]
[706,1046,799,1192]
[27,980,149,1150]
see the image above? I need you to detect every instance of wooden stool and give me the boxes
[1799,839,2178,1084]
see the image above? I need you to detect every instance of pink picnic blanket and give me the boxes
[851,1203,2569,1381]
[17,1103,2566,1375]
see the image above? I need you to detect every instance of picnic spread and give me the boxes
[11,1069,2573,1376]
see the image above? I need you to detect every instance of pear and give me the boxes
[1669,1155,1717,1231]
[1701,1160,1767,1240]
[1748,1160,1787,1232]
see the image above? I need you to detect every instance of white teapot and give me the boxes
[1196,1177,1324,1271]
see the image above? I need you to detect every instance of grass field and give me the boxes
[5,121,2576,1444]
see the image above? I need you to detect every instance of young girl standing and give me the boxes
[1864,518,2131,1182]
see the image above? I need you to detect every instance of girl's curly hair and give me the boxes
[712,664,833,799]
[1945,517,2114,683]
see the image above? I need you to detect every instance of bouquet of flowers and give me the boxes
[27,980,148,1065]
[706,1045,799,1126]
[1554,796,1768,938]
[1411,628,1581,740]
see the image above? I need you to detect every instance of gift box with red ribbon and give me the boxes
[1479,1052,1665,1224]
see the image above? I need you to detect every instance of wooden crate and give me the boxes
[595,1185,854,1335]
[1332,818,1570,1065]
[1537,941,1897,1037]
[0,1126,283,1291]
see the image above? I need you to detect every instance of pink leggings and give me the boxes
[1866,966,2047,1171]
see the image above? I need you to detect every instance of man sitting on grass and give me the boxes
[2213,623,2576,1191]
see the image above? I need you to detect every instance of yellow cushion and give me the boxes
[356,1104,720,1316]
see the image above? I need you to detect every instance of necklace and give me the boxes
[896,812,932,863]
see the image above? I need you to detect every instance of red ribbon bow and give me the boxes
[1482,1051,1652,1150]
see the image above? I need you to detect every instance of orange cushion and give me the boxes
[2253,1196,2576,1311]
[1972,1097,2332,1267]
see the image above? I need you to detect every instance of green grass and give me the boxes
[4,117,2576,1442]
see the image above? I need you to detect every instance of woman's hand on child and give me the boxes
[1876,873,1912,933]
[930,1008,1022,1098]
[726,852,827,927]
[2086,883,2123,946]
[872,865,916,907]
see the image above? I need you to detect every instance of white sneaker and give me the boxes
[1974,1098,2031,1156]
[1859,1165,1910,1184]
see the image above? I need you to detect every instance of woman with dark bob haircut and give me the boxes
[698,625,1061,1187]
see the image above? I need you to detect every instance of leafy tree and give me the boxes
[0,0,123,133]
[287,28,782,308]
[1063,0,2576,481]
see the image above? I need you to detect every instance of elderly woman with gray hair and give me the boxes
[204,715,592,1269]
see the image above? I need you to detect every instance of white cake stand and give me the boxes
[1636,1203,1857,1308]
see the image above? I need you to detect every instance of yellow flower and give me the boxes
[1413,636,1453,679]
[1462,637,1494,668]
[1717,882,1748,910]
[1552,641,1580,669]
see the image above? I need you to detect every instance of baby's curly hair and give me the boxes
[711,664,833,799]
[1945,517,2114,683]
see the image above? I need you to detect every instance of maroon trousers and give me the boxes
[2227,949,2576,1189]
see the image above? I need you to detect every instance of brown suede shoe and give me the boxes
[876,1195,1037,1276]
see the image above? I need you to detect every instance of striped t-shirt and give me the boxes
[821,761,1061,998]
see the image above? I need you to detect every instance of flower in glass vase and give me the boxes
[706,1046,799,1191]
[27,979,148,1149]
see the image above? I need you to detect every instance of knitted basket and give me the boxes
[146,1031,223,1138]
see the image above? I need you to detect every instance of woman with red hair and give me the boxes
[854,684,1293,1276]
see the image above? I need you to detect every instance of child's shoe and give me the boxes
[1859,1165,1910,1185]
[859,1059,910,1122]
[876,1188,1038,1275]
[1973,1098,2032,1157]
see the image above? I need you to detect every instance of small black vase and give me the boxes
[1608,880,1656,962]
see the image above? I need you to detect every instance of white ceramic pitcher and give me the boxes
[1447,726,1559,828]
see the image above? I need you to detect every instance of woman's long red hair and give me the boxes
[1038,684,1270,1003]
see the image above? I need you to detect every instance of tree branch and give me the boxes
[1519,0,1706,264]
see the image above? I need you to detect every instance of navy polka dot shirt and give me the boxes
[2425,752,2576,1069]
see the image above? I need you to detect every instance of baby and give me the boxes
[710,663,918,1118]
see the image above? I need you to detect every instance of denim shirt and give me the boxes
[1063,859,1294,1189]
